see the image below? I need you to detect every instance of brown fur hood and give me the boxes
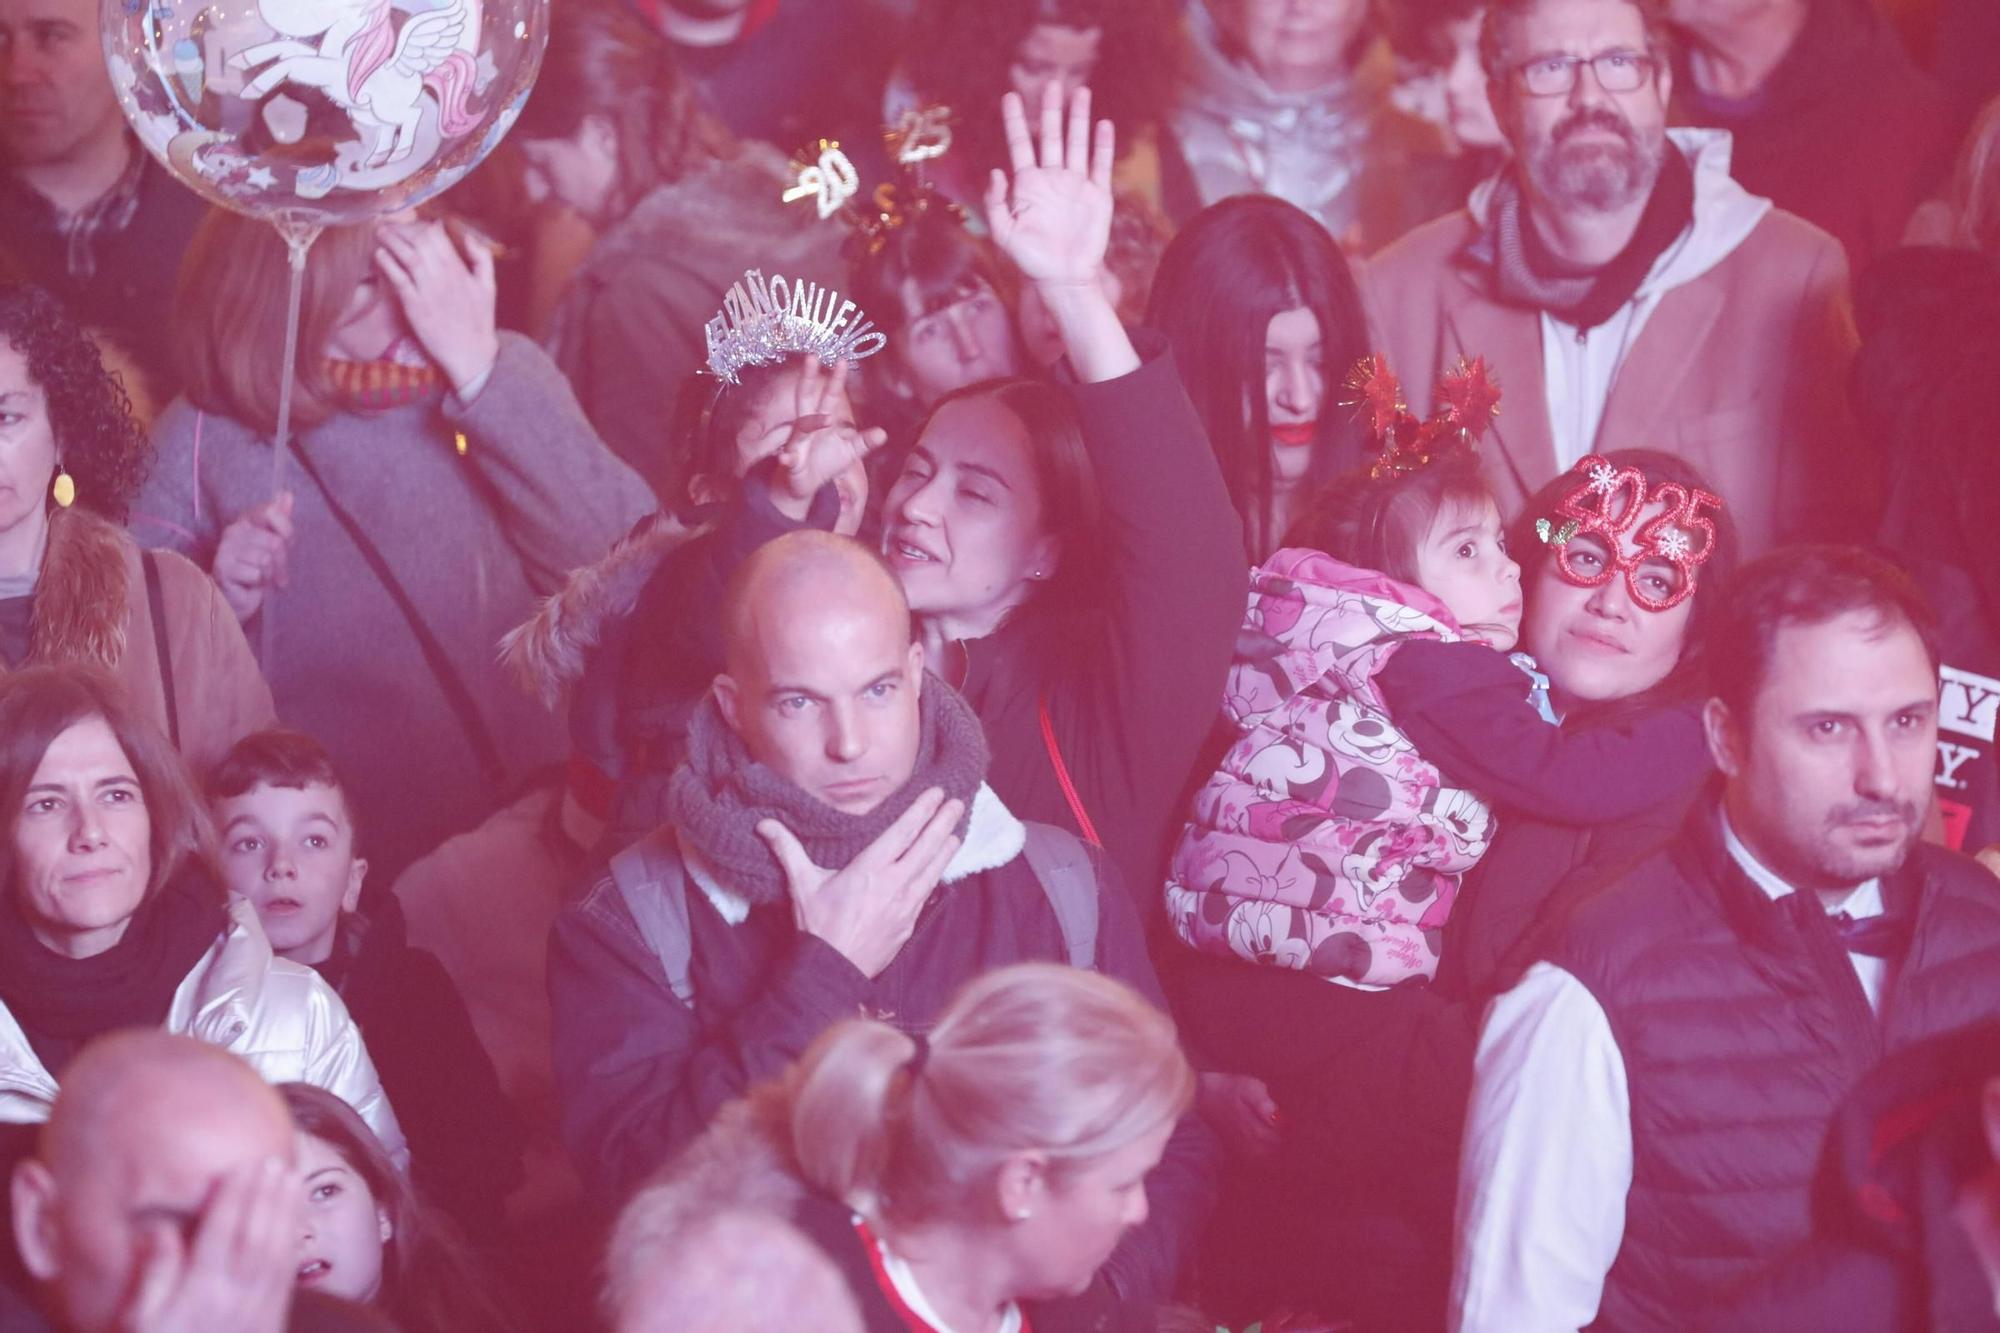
[16,507,135,670]
[499,510,697,709]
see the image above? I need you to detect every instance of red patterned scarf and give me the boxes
[324,357,447,412]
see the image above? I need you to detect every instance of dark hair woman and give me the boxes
[511,0,847,492]
[0,667,401,1155]
[134,212,653,883]
[282,1084,516,1332]
[0,284,272,775]
[1147,194,1374,556]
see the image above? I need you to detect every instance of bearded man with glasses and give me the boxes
[1364,0,1870,558]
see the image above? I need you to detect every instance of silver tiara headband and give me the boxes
[703,268,889,385]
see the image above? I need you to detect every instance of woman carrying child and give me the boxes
[1162,360,1731,1328]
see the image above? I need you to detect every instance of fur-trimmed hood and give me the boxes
[499,510,697,709]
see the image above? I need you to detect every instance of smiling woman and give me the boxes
[0,667,404,1159]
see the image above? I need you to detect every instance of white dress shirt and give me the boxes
[1449,819,1885,1332]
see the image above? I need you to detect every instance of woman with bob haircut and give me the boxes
[1147,194,1373,557]
[0,284,272,775]
[605,962,1194,1331]
[133,210,653,880]
[281,1083,516,1332]
[511,1,846,488]
[0,667,401,1156]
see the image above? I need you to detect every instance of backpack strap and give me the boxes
[609,827,697,1005]
[141,550,181,750]
[1021,822,1099,970]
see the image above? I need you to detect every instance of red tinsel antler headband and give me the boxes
[1342,355,1502,480]
[1536,455,1724,612]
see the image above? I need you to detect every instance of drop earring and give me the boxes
[51,465,75,509]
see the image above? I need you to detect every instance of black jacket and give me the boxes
[317,901,523,1238]
[547,821,1215,1326]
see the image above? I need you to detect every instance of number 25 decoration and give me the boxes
[1539,455,1724,612]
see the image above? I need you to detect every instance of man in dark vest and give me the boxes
[1451,544,2000,1332]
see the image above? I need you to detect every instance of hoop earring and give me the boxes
[51,466,75,509]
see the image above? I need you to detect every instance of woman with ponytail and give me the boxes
[512,1,847,493]
[607,963,1194,1332]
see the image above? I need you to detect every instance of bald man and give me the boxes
[549,531,1215,1322]
[7,1032,389,1333]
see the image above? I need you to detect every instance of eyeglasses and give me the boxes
[1509,50,1659,97]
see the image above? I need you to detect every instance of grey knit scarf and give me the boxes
[666,674,988,906]
[1469,147,1694,334]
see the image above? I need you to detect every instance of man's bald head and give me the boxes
[40,1033,291,1176]
[721,532,910,681]
[13,1033,295,1332]
[714,533,925,815]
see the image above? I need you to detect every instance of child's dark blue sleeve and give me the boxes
[1377,639,1711,823]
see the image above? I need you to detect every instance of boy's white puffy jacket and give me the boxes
[0,896,407,1166]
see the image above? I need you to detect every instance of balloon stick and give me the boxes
[261,215,323,667]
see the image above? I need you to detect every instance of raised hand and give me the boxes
[757,788,964,978]
[986,83,1115,290]
[211,492,295,623]
[764,358,886,526]
[374,220,501,398]
[117,1157,303,1333]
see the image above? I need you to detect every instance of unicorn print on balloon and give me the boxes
[227,0,484,193]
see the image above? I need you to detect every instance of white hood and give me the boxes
[1467,128,1771,300]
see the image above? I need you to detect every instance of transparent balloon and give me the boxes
[102,0,547,226]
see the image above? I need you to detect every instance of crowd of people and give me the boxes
[2,0,1999,1328]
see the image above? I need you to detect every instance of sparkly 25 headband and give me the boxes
[1535,455,1724,612]
[781,107,968,259]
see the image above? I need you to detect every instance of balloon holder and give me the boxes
[261,214,323,667]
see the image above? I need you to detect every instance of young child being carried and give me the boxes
[1165,357,1725,989]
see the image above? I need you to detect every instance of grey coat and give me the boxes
[132,335,655,877]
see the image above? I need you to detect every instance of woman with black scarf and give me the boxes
[0,667,402,1159]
